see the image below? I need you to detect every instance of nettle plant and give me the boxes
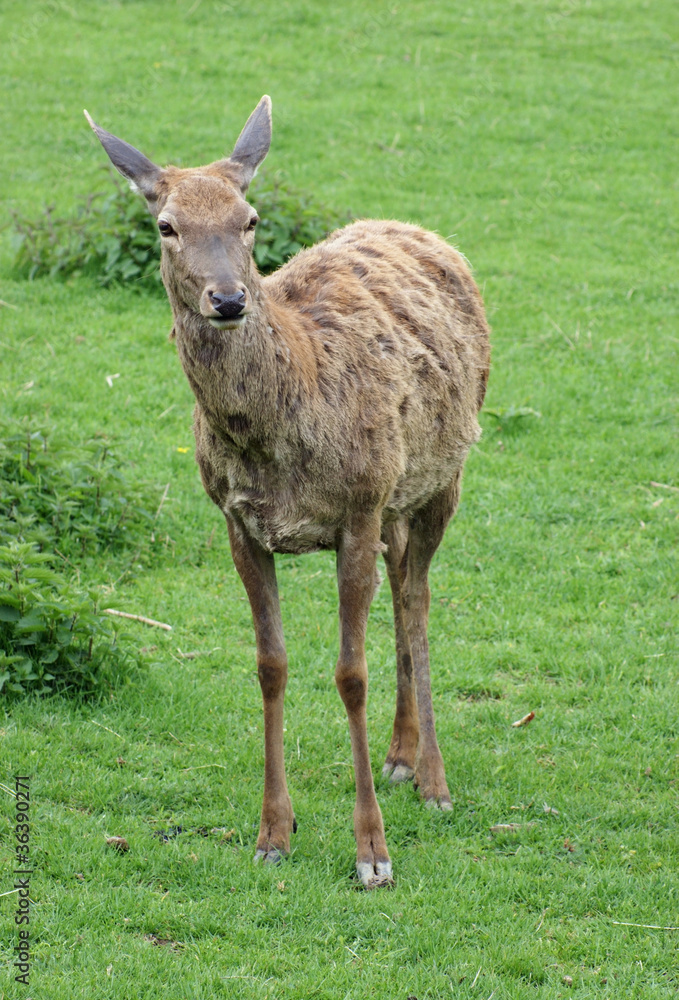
[0,419,155,696]
[0,542,125,696]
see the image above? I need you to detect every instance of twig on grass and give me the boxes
[181,764,228,771]
[103,609,172,630]
[610,920,679,930]
[512,711,535,727]
[176,646,220,659]
[490,823,537,834]
[90,720,124,739]
[650,481,679,492]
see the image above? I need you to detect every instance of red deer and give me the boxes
[86,97,490,888]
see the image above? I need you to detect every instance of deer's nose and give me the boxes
[208,289,246,318]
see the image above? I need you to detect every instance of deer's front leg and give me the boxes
[226,516,295,863]
[336,514,393,889]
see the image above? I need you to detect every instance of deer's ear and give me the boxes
[84,111,163,204]
[229,95,272,191]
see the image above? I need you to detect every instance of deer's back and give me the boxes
[267,219,489,499]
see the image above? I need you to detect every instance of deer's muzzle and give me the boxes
[200,284,251,328]
[209,289,246,318]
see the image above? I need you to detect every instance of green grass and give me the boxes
[1,0,678,996]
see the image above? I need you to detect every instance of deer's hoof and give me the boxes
[381,761,415,783]
[356,860,394,890]
[391,763,415,784]
[424,796,453,812]
[254,847,285,865]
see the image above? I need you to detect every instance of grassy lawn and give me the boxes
[1,1,678,997]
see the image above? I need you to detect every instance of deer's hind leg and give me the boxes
[226,515,295,863]
[403,475,463,810]
[381,519,419,784]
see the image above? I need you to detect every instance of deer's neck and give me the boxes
[170,282,310,440]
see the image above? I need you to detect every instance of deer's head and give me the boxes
[85,96,272,329]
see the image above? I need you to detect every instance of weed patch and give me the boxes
[0,417,155,696]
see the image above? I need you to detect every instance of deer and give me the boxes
[85,96,490,889]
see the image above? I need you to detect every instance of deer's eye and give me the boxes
[246,215,259,232]
[158,220,175,237]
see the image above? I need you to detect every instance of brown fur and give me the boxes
[87,97,490,888]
